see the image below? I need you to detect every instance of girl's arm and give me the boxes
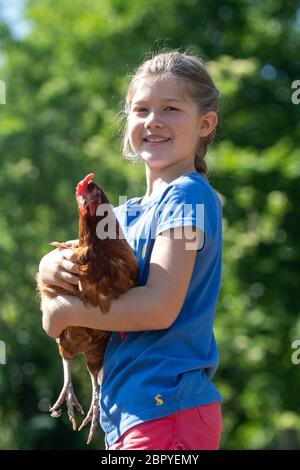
[42,227,203,338]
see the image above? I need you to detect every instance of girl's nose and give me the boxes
[145,111,164,129]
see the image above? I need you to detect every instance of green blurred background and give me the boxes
[0,0,300,450]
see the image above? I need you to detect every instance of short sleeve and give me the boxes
[154,185,218,243]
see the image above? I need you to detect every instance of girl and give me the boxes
[39,51,223,450]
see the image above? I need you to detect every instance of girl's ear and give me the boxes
[198,111,218,138]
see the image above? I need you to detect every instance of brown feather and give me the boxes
[37,177,138,383]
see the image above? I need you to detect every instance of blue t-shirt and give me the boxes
[100,171,222,447]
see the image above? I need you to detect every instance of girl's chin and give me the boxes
[140,151,166,160]
[139,153,166,166]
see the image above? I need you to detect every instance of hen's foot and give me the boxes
[78,385,99,444]
[50,382,84,430]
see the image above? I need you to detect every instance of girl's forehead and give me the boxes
[131,75,187,103]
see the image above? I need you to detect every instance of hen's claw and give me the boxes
[50,408,62,418]
[78,398,99,442]
[50,382,84,431]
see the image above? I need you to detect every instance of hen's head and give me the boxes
[76,173,104,217]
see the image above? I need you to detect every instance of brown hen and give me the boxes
[36,173,138,443]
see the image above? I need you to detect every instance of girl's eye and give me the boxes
[135,108,148,113]
[134,106,179,112]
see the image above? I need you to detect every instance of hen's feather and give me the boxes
[37,175,138,440]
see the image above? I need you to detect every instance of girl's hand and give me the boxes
[39,239,80,293]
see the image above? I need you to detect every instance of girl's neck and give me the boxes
[143,161,196,201]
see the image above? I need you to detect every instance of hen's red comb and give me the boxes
[76,173,95,196]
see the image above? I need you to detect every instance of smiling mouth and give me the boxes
[143,138,171,144]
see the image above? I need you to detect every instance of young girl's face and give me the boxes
[128,76,204,173]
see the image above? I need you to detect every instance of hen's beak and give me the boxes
[77,187,99,217]
[78,199,97,217]
[87,201,96,217]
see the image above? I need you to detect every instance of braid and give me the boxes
[195,128,216,177]
[194,151,208,177]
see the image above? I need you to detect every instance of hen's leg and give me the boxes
[78,371,99,444]
[50,358,84,430]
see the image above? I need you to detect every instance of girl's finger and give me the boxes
[67,251,81,264]
[61,248,75,259]
[60,271,80,286]
[55,280,79,293]
[62,250,80,265]
[61,259,80,274]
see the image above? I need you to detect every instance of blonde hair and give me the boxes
[121,51,219,177]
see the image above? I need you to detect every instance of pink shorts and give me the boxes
[107,402,222,450]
